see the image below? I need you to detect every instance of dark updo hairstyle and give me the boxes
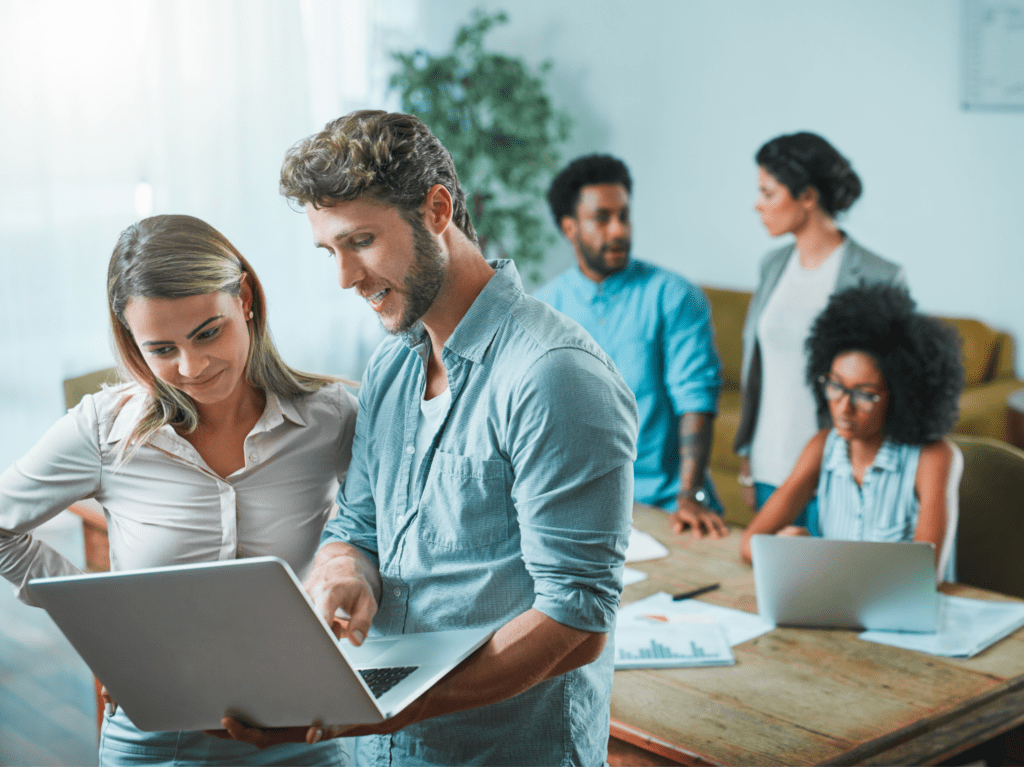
[756,132,862,218]
[547,154,632,226]
[805,284,965,445]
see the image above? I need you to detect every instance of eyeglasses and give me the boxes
[817,376,882,412]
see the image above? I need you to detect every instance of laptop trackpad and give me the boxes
[339,637,401,666]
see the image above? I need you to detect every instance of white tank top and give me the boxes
[750,241,845,485]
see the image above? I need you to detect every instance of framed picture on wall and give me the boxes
[962,0,1024,110]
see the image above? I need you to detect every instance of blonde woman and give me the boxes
[0,215,356,766]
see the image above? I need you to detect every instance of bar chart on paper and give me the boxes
[614,621,735,668]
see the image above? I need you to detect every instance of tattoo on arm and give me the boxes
[679,412,714,496]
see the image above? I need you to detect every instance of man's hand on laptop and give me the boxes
[304,541,381,646]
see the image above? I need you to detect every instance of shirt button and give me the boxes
[249,453,257,462]
[393,587,401,597]
[599,317,607,326]
[405,445,415,455]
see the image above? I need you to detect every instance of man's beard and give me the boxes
[576,235,630,278]
[392,216,446,334]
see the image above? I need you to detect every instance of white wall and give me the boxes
[414,0,1024,373]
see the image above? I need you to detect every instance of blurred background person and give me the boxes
[536,154,726,537]
[734,132,905,531]
[740,284,964,582]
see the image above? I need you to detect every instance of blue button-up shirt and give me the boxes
[321,260,637,766]
[535,260,722,509]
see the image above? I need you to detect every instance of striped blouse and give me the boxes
[815,429,956,581]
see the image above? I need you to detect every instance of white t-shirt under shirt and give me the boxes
[750,241,845,486]
[407,385,452,506]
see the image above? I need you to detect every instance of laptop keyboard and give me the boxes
[359,666,419,698]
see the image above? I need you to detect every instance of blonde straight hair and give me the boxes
[107,214,339,460]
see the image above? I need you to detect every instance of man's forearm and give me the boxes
[678,412,714,494]
[341,608,605,736]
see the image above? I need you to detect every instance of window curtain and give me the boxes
[0,0,415,469]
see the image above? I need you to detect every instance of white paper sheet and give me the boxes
[615,619,735,668]
[625,527,670,563]
[622,567,648,586]
[859,594,1024,657]
[618,591,774,647]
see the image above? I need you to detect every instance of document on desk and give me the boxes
[622,567,648,586]
[618,591,774,647]
[615,619,735,668]
[859,594,1024,658]
[625,527,670,563]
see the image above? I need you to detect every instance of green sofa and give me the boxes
[702,286,1023,527]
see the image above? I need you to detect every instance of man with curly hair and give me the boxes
[739,284,965,582]
[536,154,726,537]
[219,111,638,766]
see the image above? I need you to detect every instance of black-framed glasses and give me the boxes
[817,376,882,412]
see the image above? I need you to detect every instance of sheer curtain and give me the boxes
[0,0,416,468]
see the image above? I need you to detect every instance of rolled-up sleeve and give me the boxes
[320,368,380,569]
[508,346,638,633]
[664,281,722,416]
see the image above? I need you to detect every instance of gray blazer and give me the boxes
[733,236,905,455]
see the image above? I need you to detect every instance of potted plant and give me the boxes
[390,9,572,281]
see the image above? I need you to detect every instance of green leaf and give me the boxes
[389,8,573,268]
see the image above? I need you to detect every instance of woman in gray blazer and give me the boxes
[734,132,904,527]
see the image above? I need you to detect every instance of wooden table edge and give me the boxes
[818,674,1024,765]
[610,718,723,767]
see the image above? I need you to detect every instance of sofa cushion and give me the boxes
[941,317,1000,386]
[703,286,750,388]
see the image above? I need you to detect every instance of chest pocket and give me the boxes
[417,451,514,550]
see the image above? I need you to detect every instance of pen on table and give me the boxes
[672,583,720,601]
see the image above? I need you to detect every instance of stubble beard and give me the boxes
[391,216,447,335]
[576,235,630,279]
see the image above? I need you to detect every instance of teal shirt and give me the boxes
[322,260,638,766]
[535,260,722,509]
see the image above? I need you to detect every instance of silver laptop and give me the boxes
[750,535,938,633]
[28,556,492,732]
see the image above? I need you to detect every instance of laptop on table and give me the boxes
[28,556,492,732]
[750,535,938,633]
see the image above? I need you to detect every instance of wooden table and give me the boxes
[610,504,1024,766]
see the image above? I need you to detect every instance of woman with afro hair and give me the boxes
[740,284,965,581]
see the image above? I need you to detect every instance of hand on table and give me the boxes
[777,525,810,537]
[669,497,729,539]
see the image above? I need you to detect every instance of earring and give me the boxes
[248,311,254,320]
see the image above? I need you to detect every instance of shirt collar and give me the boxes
[871,439,902,472]
[824,430,902,474]
[103,386,146,445]
[255,391,306,431]
[103,387,305,445]
[404,258,522,365]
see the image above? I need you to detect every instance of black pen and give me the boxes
[672,583,720,601]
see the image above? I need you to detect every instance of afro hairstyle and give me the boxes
[805,283,965,444]
[547,154,631,227]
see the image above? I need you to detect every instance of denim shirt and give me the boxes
[535,260,721,508]
[321,260,638,766]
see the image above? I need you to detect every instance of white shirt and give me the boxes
[750,241,845,485]
[407,386,452,509]
[0,381,357,606]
